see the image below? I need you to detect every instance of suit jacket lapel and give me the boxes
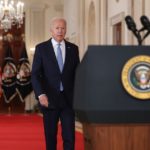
[45,39,60,72]
[62,41,70,74]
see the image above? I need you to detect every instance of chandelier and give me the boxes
[0,0,24,32]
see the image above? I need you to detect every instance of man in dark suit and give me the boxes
[31,17,80,150]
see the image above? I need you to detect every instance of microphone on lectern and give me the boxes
[140,15,150,31]
[125,16,138,37]
[140,15,150,40]
[125,16,142,45]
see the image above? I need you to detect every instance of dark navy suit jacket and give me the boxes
[31,39,80,109]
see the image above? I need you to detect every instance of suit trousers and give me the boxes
[42,92,75,150]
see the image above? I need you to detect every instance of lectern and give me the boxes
[74,46,150,150]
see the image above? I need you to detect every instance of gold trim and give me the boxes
[121,55,150,100]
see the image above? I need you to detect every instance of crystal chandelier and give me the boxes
[0,0,24,32]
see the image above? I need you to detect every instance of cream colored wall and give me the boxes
[63,0,87,59]
[25,3,46,111]
[87,1,96,45]
[25,3,45,63]
[67,0,107,58]
[63,0,105,58]
[84,0,99,48]
[78,0,86,59]
[99,0,107,45]
[64,0,79,44]
[107,0,129,45]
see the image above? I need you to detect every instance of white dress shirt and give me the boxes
[51,38,66,64]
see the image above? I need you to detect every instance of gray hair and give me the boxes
[50,17,67,30]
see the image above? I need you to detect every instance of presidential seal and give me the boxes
[121,55,150,100]
[2,61,17,87]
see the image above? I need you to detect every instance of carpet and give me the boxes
[0,114,84,150]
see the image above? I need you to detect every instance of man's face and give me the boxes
[50,19,66,43]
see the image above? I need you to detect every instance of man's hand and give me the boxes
[39,95,49,107]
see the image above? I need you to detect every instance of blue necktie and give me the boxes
[57,44,64,91]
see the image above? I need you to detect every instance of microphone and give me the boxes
[140,15,150,40]
[125,16,137,31]
[140,15,150,31]
[125,16,138,38]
